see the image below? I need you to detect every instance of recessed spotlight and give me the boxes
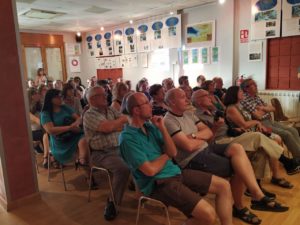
[76,31,81,37]
[129,20,133,24]
[100,26,104,31]
[219,0,225,4]
[170,11,174,15]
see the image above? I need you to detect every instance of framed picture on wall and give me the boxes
[186,20,215,47]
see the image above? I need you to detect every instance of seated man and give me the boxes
[119,92,233,225]
[192,89,294,192]
[240,78,300,159]
[164,88,288,225]
[83,86,130,221]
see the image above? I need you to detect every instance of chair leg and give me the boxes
[105,169,116,207]
[35,153,39,174]
[47,152,51,182]
[88,167,94,202]
[136,197,143,225]
[61,166,67,191]
[164,205,171,225]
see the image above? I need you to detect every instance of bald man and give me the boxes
[119,92,233,225]
[83,86,130,221]
[163,88,288,224]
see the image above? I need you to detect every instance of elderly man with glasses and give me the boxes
[83,86,130,221]
[240,78,300,160]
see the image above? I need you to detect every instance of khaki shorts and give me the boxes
[150,169,212,217]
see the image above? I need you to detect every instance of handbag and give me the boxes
[55,116,77,142]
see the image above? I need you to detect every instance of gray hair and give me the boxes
[164,88,179,106]
[86,86,104,103]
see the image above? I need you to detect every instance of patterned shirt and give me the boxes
[240,93,272,120]
[83,106,121,151]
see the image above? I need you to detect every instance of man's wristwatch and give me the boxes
[191,133,196,139]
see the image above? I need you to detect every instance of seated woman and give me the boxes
[149,84,168,116]
[111,82,129,112]
[62,83,83,115]
[40,89,88,166]
[28,88,44,149]
[202,80,225,112]
[136,78,151,101]
[224,86,298,188]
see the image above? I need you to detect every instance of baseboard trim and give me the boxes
[0,192,40,211]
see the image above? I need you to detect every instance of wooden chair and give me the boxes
[271,98,300,134]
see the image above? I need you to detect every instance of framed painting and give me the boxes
[186,20,215,47]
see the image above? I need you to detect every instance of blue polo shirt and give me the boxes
[119,122,181,196]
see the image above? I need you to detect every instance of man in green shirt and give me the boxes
[119,92,233,225]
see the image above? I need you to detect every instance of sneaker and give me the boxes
[104,199,117,221]
[244,188,276,200]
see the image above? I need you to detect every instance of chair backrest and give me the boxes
[271,98,288,121]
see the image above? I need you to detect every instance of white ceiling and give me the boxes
[16,0,217,33]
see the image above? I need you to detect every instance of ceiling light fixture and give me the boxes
[129,20,133,24]
[76,31,81,37]
[170,11,174,15]
[100,26,104,31]
[219,0,225,4]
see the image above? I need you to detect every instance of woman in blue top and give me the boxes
[40,89,88,165]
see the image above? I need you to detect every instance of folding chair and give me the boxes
[136,195,171,225]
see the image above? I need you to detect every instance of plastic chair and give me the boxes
[136,196,171,225]
[87,166,115,207]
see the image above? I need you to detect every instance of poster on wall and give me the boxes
[113,29,124,55]
[65,43,81,55]
[137,24,151,52]
[248,41,263,62]
[251,0,281,40]
[191,49,199,63]
[186,20,215,47]
[94,33,103,57]
[282,0,300,37]
[69,56,81,72]
[183,50,189,64]
[120,54,138,68]
[124,27,137,54]
[95,57,120,69]
[86,34,95,57]
[165,15,181,49]
[201,47,210,64]
[103,31,114,56]
[211,46,219,63]
[151,21,165,50]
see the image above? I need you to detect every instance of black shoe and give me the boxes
[261,188,276,200]
[104,199,117,221]
[244,188,276,200]
[284,160,300,175]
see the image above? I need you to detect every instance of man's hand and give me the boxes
[151,116,164,130]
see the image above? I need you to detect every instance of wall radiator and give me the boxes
[258,90,300,118]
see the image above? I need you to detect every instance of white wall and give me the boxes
[28,0,271,89]
[181,0,234,88]
[234,0,267,90]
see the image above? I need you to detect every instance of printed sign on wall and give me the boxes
[251,0,281,40]
[124,27,137,54]
[282,0,300,37]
